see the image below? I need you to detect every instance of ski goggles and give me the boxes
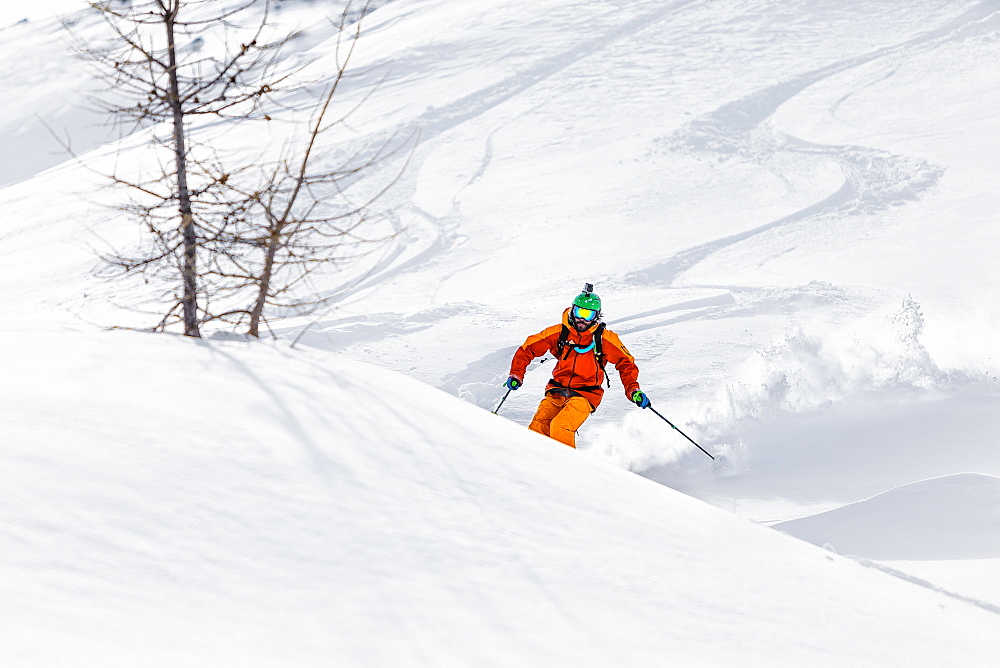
[572,305,597,322]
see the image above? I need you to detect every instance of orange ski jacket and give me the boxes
[509,308,640,409]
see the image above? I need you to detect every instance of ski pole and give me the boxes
[648,405,714,460]
[492,388,513,415]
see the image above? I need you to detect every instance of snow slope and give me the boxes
[3,330,1000,665]
[4,0,1000,663]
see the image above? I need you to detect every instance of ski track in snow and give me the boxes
[322,1,1000,412]
[395,0,701,147]
[449,1,1000,436]
[630,0,1000,290]
[859,558,1000,618]
[310,0,705,308]
[360,1,1000,331]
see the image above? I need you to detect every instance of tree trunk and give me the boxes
[246,83,337,337]
[247,231,280,338]
[165,5,200,337]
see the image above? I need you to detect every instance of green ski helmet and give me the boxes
[569,283,602,330]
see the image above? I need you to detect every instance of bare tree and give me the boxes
[200,5,412,337]
[78,0,297,337]
[76,0,407,338]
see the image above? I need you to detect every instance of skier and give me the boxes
[504,284,649,448]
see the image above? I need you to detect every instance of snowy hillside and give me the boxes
[3,330,1000,665]
[3,0,1000,664]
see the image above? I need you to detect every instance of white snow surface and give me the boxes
[773,473,1000,560]
[3,0,1000,664]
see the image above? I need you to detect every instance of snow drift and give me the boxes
[774,473,1000,560]
[3,329,1000,665]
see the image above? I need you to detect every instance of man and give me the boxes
[504,284,650,448]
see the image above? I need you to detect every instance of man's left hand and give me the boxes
[631,390,650,409]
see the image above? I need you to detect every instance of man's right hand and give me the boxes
[505,376,522,391]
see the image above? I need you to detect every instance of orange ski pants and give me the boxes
[528,394,592,448]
